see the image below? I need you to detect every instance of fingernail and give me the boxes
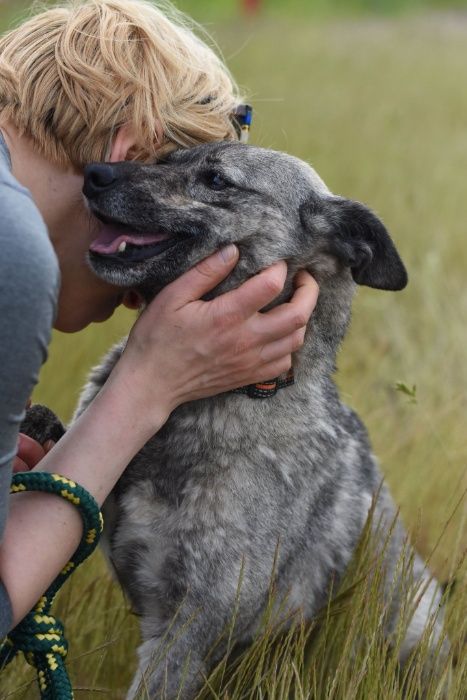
[43,440,55,453]
[218,244,237,263]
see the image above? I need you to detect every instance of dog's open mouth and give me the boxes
[89,220,178,264]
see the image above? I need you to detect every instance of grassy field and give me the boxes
[177,0,467,21]
[1,2,466,699]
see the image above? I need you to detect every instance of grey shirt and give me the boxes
[0,133,60,636]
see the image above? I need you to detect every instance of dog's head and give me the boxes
[84,141,407,303]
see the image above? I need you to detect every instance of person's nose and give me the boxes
[83,163,118,199]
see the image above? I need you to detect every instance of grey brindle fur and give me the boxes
[27,142,448,697]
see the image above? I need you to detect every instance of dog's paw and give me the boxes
[20,404,65,445]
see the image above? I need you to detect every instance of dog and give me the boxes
[23,141,448,698]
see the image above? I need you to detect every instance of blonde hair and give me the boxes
[0,0,241,168]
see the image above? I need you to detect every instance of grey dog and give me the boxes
[24,142,448,698]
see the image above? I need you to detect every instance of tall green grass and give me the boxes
[1,5,466,699]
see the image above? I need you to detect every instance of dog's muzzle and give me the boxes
[84,164,179,264]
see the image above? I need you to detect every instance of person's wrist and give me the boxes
[104,356,175,441]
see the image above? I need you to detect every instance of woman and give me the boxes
[0,0,318,636]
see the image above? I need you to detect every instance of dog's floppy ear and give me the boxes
[300,196,408,291]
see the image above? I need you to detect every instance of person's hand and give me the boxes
[13,434,55,473]
[111,245,318,428]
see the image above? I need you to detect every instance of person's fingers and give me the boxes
[214,261,287,322]
[43,440,55,453]
[157,246,240,309]
[253,303,308,343]
[13,456,30,473]
[220,354,293,393]
[259,327,306,363]
[243,269,317,343]
[290,269,319,318]
[17,433,46,469]
[254,356,292,383]
[122,290,144,310]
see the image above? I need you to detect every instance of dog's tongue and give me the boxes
[90,225,169,254]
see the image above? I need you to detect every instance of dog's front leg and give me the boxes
[126,540,266,700]
[127,625,207,700]
[127,560,261,700]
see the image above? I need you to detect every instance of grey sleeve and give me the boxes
[0,178,60,637]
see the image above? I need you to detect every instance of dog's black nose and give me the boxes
[83,164,118,199]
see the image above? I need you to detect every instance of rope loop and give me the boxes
[1,471,103,699]
[5,611,68,663]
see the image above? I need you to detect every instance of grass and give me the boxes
[176,0,467,22]
[4,1,467,30]
[1,4,466,699]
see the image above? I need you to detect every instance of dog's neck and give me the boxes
[271,258,356,374]
[230,267,356,400]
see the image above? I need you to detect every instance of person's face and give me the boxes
[1,123,135,332]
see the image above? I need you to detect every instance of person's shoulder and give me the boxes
[0,173,59,287]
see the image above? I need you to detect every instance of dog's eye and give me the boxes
[204,171,229,191]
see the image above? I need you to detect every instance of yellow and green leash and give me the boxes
[0,472,103,699]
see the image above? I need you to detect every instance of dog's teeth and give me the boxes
[118,241,127,253]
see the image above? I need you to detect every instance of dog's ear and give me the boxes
[300,196,408,291]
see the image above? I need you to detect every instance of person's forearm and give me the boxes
[38,370,169,505]
[0,377,169,628]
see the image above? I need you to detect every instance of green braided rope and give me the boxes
[0,472,104,699]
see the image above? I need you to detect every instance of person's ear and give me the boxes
[108,121,163,162]
[109,124,139,162]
